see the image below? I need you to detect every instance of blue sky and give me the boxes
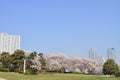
[0,0,120,64]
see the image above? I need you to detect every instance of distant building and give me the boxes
[97,56,105,65]
[107,48,116,60]
[0,33,20,54]
[89,49,97,61]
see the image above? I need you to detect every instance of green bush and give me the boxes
[59,67,65,73]
[0,67,9,72]
[24,69,32,75]
[115,72,120,77]
[9,67,15,72]
[25,69,38,75]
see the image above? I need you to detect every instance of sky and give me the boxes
[0,0,120,64]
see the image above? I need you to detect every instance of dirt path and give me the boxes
[0,78,6,80]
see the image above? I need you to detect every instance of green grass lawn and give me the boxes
[0,72,120,80]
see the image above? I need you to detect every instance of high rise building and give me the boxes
[97,56,105,64]
[89,49,97,61]
[107,48,116,60]
[0,33,20,54]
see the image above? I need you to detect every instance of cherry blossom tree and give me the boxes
[44,54,103,74]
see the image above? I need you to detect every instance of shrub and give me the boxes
[25,69,38,75]
[59,67,65,73]
[115,72,120,77]
[0,67,9,72]
[24,69,32,75]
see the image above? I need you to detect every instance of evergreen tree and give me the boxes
[103,59,119,76]
[10,50,25,72]
[1,52,10,68]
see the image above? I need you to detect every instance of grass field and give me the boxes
[0,72,120,80]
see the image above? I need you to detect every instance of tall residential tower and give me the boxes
[0,33,20,54]
[107,48,116,60]
[89,49,97,61]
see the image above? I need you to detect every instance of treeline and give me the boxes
[0,50,101,74]
[0,50,120,77]
[0,50,25,73]
[0,50,46,74]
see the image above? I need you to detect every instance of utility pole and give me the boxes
[23,59,26,74]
